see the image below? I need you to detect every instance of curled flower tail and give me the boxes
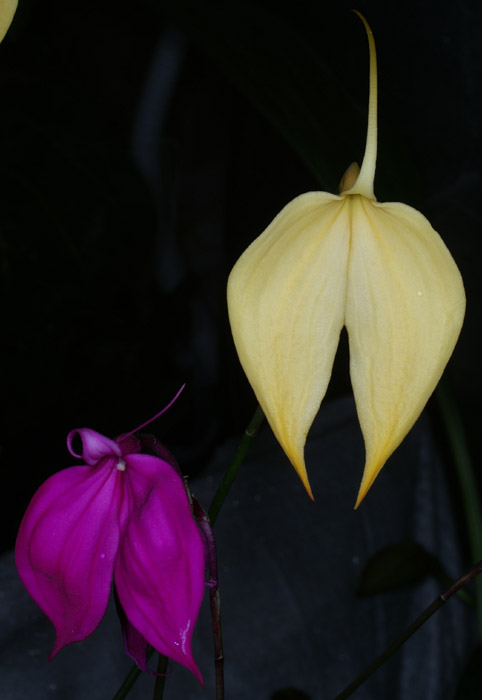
[67,428,122,464]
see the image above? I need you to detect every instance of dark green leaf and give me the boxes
[358,541,447,596]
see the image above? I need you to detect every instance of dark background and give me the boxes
[1,0,481,554]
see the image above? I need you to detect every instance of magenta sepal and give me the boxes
[15,427,205,683]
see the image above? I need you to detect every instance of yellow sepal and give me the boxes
[346,196,465,506]
[228,192,350,499]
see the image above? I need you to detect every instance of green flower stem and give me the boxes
[152,654,168,700]
[208,405,265,526]
[436,379,482,637]
[332,558,482,700]
[111,665,143,700]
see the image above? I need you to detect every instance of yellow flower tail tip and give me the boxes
[0,0,17,43]
[226,13,466,507]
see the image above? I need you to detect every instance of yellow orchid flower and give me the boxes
[0,0,17,43]
[227,13,465,506]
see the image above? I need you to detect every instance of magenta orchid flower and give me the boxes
[15,393,206,683]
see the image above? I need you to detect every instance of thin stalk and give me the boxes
[211,588,225,700]
[152,655,168,700]
[208,405,265,525]
[332,559,482,700]
[193,497,225,700]
[436,379,482,637]
[111,647,156,700]
[111,666,142,700]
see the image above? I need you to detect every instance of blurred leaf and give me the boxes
[358,541,447,596]
[455,643,482,700]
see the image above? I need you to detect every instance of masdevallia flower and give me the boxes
[15,412,206,682]
[227,14,465,506]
